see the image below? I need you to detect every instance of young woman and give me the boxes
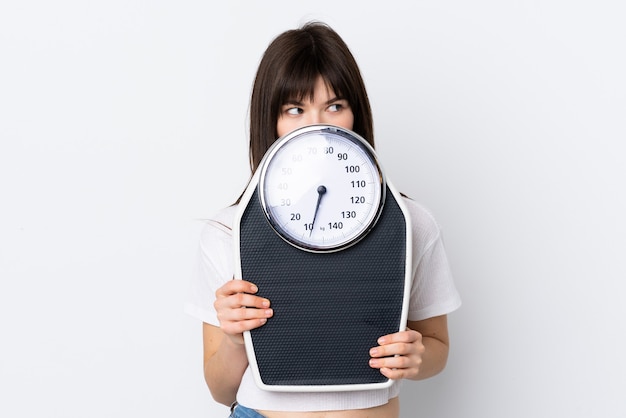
[185,22,461,418]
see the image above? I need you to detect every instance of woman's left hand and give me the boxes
[368,328,425,380]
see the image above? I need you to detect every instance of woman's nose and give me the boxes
[307,112,321,125]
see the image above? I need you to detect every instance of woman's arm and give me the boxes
[202,279,273,406]
[202,323,247,405]
[369,314,450,381]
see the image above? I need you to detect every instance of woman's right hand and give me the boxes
[213,279,273,345]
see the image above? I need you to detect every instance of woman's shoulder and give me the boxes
[399,196,444,247]
[209,205,238,228]
[198,205,239,242]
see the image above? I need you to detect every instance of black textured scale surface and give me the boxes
[239,187,407,388]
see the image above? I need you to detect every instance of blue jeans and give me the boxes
[229,402,267,418]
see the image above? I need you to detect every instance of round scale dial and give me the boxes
[259,125,385,252]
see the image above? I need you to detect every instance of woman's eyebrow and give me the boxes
[282,96,347,106]
[282,99,304,106]
[325,96,346,105]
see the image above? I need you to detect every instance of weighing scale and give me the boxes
[234,124,412,392]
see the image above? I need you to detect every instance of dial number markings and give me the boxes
[260,127,384,251]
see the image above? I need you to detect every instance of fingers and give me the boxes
[218,312,273,336]
[215,280,259,299]
[369,329,424,380]
[214,279,273,337]
[216,290,270,311]
[371,329,422,355]
[217,302,273,323]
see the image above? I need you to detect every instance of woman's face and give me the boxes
[276,76,354,138]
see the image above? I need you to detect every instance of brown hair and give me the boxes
[248,22,374,173]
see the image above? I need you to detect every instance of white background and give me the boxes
[1,1,625,417]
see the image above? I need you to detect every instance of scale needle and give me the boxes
[309,185,327,237]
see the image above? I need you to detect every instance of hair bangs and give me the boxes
[279,65,318,105]
[278,52,348,105]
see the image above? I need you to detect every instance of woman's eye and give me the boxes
[285,107,303,115]
[328,103,343,112]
